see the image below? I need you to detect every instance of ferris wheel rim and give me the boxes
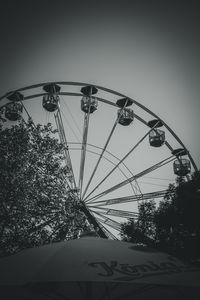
[0,80,197,172]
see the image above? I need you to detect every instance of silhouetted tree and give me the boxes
[121,200,156,246]
[0,119,87,256]
[154,172,200,259]
[121,172,200,260]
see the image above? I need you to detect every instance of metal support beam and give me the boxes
[89,207,139,219]
[87,155,175,203]
[79,201,108,238]
[54,110,77,191]
[78,111,90,198]
[92,210,122,231]
[82,101,129,200]
[84,123,160,202]
[88,189,170,206]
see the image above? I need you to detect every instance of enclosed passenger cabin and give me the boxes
[42,94,59,112]
[42,83,60,112]
[5,91,24,121]
[172,148,191,176]
[116,97,134,126]
[173,158,191,176]
[148,119,165,147]
[149,129,165,147]
[5,102,23,121]
[81,96,98,113]
[117,108,134,126]
[81,85,98,113]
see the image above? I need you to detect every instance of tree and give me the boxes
[121,172,200,260]
[154,172,200,259]
[120,200,156,246]
[0,119,87,256]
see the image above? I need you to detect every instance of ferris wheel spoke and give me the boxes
[94,219,114,239]
[21,101,72,191]
[94,220,118,239]
[59,109,81,143]
[88,189,170,207]
[54,109,77,191]
[92,211,122,232]
[70,146,138,192]
[79,201,108,238]
[60,96,82,139]
[71,142,135,176]
[78,111,90,198]
[54,115,73,190]
[19,101,38,128]
[89,206,139,219]
[70,142,142,199]
[82,101,129,200]
[86,155,175,203]
[164,140,173,151]
[84,123,160,202]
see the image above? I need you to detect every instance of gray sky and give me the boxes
[0,0,199,169]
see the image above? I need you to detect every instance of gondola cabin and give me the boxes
[81,96,98,113]
[149,129,165,147]
[42,94,59,112]
[5,102,23,121]
[118,108,134,126]
[173,158,191,176]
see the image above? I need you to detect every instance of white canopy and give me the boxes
[1,237,200,299]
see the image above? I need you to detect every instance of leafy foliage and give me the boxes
[0,119,87,256]
[121,200,156,246]
[121,172,200,260]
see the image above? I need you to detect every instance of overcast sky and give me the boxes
[0,0,199,169]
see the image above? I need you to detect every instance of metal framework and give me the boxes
[54,108,77,190]
[0,81,197,239]
[79,111,91,197]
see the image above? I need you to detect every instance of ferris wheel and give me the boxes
[0,82,197,239]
